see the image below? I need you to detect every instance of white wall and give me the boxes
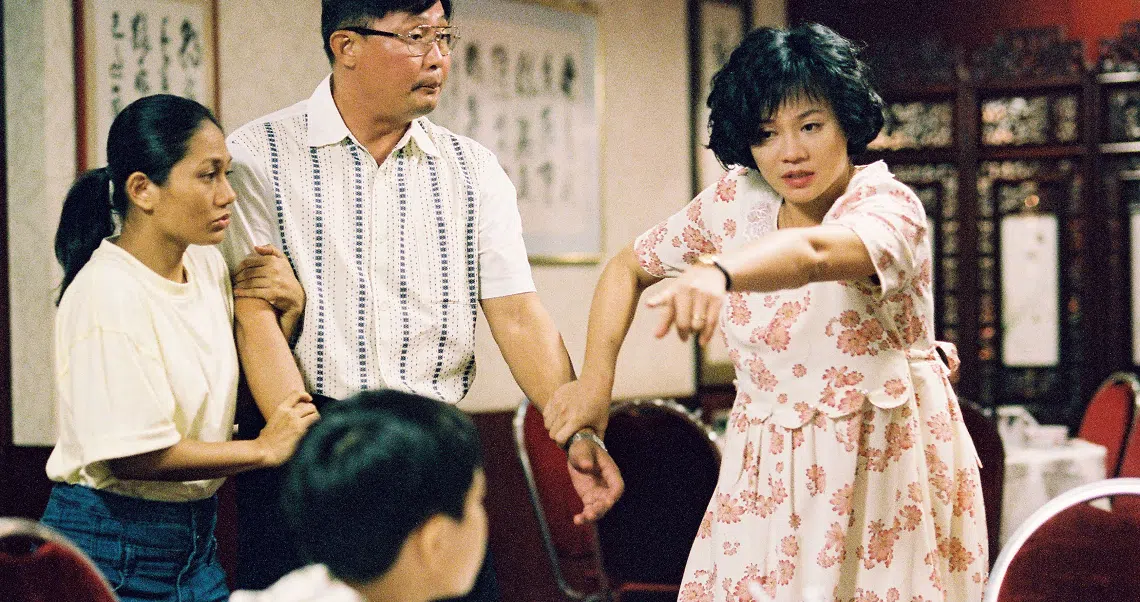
[4,0,74,445]
[754,0,786,27]
[7,1,788,442]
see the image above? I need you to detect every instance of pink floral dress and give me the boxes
[634,162,987,602]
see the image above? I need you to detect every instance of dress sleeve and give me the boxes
[218,136,282,275]
[61,325,181,465]
[633,169,744,278]
[826,177,929,298]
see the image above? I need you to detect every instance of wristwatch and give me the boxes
[562,428,607,453]
[696,253,733,291]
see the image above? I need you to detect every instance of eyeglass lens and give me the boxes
[407,26,456,56]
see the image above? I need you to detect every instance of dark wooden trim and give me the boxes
[1080,70,1106,418]
[862,148,957,164]
[979,145,1087,160]
[956,71,981,402]
[973,77,1085,93]
[5,447,53,520]
[211,0,221,120]
[0,0,12,515]
[687,0,705,392]
[876,84,958,99]
[72,0,88,173]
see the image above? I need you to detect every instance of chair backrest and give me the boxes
[0,517,118,602]
[958,399,1004,565]
[1077,372,1140,477]
[986,478,1140,602]
[513,399,606,601]
[596,399,721,590]
[1111,396,1140,521]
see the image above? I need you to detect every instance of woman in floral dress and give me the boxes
[545,23,987,602]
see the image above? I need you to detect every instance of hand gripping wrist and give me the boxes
[562,428,607,453]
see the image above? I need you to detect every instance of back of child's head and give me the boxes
[282,388,483,584]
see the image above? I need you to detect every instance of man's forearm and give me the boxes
[483,293,575,411]
[235,297,306,418]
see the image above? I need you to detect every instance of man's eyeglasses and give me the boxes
[341,25,459,57]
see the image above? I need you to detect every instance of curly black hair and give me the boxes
[706,23,884,170]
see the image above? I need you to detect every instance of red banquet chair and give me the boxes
[987,479,1140,602]
[0,517,118,602]
[597,399,722,602]
[1110,397,1140,523]
[1077,372,1140,477]
[513,399,608,601]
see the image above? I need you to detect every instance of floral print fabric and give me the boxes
[633,162,987,601]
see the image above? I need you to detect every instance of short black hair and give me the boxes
[282,388,482,584]
[321,0,453,63]
[706,23,884,170]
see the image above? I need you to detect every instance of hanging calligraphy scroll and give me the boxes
[75,0,217,170]
[432,0,600,264]
[690,0,751,195]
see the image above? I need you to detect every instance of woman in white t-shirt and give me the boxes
[40,94,319,602]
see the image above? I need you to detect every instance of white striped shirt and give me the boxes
[220,75,535,403]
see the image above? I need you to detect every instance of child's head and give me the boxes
[282,389,486,599]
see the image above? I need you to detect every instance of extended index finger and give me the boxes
[653,300,677,339]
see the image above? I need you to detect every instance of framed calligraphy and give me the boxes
[689,0,751,195]
[432,0,601,264]
[74,0,218,170]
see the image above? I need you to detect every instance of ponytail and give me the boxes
[54,167,117,304]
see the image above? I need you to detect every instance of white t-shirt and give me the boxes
[220,75,536,402]
[230,565,362,602]
[46,240,239,502]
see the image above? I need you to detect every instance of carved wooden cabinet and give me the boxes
[1097,22,1140,393]
[861,24,1140,423]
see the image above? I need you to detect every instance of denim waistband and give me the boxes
[48,483,217,528]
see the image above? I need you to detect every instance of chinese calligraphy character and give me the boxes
[159,16,172,92]
[179,19,202,69]
[132,12,152,95]
[110,11,125,40]
[109,41,125,115]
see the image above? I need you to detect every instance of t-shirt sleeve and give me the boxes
[477,152,536,300]
[202,246,234,324]
[826,178,929,298]
[219,136,281,274]
[60,326,181,465]
[633,169,743,278]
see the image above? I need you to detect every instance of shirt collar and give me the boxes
[398,118,442,158]
[307,75,350,148]
[307,74,441,158]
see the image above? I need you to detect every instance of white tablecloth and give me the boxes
[1000,437,1107,546]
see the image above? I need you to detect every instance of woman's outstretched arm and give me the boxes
[543,244,662,444]
[647,225,875,343]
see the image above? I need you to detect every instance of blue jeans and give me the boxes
[40,483,229,602]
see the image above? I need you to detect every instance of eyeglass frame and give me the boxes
[339,24,460,57]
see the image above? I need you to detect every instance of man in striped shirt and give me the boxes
[220,1,622,598]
